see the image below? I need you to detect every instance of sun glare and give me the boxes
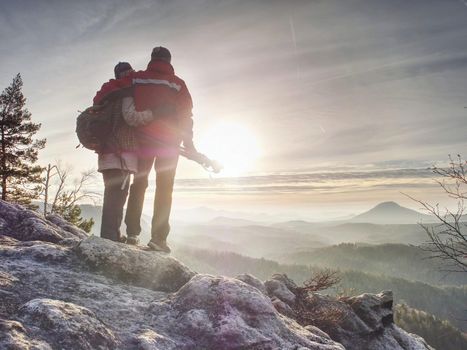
[198,122,261,177]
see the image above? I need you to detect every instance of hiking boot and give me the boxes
[147,240,171,253]
[126,235,140,246]
[117,235,127,243]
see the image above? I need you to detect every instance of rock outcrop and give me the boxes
[155,274,343,350]
[0,200,433,349]
[76,235,195,292]
[256,274,433,350]
[0,200,88,243]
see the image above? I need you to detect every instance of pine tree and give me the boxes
[0,74,46,207]
[53,199,95,233]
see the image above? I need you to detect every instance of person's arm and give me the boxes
[93,76,132,106]
[93,80,116,105]
[121,97,154,127]
[176,81,195,151]
[179,117,195,151]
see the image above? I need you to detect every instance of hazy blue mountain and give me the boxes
[274,243,467,286]
[171,206,293,224]
[76,202,445,252]
[170,223,330,258]
[208,216,261,227]
[270,221,430,246]
[272,220,328,231]
[322,223,431,245]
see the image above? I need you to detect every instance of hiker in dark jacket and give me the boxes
[94,62,153,243]
[124,47,195,252]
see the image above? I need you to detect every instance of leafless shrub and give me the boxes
[296,269,342,295]
[281,270,347,327]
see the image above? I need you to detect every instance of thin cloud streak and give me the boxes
[173,168,436,194]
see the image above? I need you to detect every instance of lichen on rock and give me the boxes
[0,318,53,349]
[18,298,117,350]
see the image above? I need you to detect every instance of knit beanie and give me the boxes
[114,62,133,79]
[151,46,171,63]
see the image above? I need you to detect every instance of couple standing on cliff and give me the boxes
[92,46,195,253]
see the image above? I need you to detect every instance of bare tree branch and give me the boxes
[405,155,467,273]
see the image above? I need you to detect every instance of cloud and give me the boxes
[305,53,467,88]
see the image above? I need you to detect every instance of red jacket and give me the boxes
[93,76,132,106]
[132,60,193,148]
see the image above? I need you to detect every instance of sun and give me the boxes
[198,122,261,176]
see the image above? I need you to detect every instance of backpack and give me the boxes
[76,101,118,151]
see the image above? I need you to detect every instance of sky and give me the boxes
[1,0,466,219]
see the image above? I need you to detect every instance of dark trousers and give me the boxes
[100,169,130,241]
[125,156,178,242]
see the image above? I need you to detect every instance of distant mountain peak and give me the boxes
[374,201,402,209]
[350,201,433,224]
[368,201,417,214]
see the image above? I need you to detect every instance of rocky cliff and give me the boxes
[0,200,433,350]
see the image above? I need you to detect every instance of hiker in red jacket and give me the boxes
[94,62,153,243]
[124,47,195,253]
